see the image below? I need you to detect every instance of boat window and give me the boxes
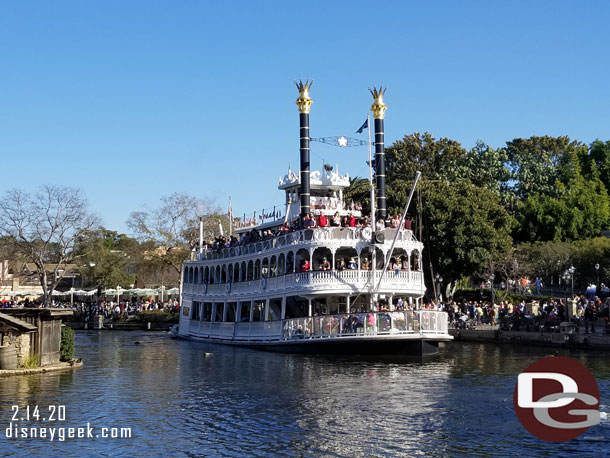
[296,249,310,272]
[277,254,285,276]
[270,256,277,277]
[268,298,282,321]
[247,261,254,281]
[233,264,240,283]
[202,302,213,321]
[254,260,261,280]
[312,297,327,316]
[226,302,237,322]
[241,261,247,282]
[312,247,332,271]
[411,250,420,271]
[285,296,308,319]
[191,301,201,320]
[213,303,224,322]
[286,252,294,274]
[239,302,251,322]
[262,258,269,278]
[252,300,265,322]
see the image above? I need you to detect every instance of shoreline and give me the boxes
[449,327,610,350]
[0,359,83,377]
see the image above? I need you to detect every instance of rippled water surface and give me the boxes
[1,331,609,457]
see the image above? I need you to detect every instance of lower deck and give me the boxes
[177,309,452,356]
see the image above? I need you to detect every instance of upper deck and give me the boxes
[192,226,419,263]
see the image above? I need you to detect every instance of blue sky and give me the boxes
[1,1,609,234]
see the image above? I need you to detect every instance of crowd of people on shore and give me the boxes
[73,299,180,321]
[443,294,610,334]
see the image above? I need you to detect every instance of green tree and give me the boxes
[504,135,589,199]
[422,181,513,295]
[457,141,511,196]
[515,162,609,242]
[384,132,467,215]
[74,228,138,289]
[586,139,610,192]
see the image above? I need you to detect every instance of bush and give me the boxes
[60,326,75,362]
[135,311,179,323]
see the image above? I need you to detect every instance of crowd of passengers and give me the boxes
[204,212,414,253]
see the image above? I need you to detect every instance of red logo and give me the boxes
[514,356,600,442]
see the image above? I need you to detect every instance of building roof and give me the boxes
[0,312,37,332]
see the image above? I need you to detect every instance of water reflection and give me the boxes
[0,332,608,457]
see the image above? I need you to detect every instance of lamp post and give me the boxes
[562,271,569,300]
[569,265,576,297]
[489,274,495,307]
[116,285,121,306]
[595,263,600,287]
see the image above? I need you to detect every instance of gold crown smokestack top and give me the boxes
[296,80,313,221]
[370,87,387,221]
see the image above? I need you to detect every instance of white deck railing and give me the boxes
[195,227,416,261]
[186,310,449,342]
[183,269,423,297]
[282,310,448,340]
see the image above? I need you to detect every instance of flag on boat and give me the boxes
[356,118,368,134]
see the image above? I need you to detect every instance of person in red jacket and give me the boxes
[318,213,328,227]
[348,213,356,227]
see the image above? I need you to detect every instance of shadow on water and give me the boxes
[0,331,608,458]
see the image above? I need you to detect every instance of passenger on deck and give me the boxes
[318,213,329,227]
[348,257,358,270]
[300,259,311,272]
[392,214,400,228]
[348,213,356,227]
[320,257,331,271]
[361,258,370,270]
[331,212,341,226]
[303,214,316,228]
[336,258,346,271]
[341,216,349,227]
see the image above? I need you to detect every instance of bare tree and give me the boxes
[127,193,226,278]
[0,185,99,305]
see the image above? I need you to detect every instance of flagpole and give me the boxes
[367,113,377,310]
[228,196,233,237]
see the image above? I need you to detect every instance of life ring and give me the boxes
[361,227,372,241]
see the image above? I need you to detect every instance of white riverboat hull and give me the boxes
[177,310,453,357]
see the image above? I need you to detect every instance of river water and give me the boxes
[0,331,608,457]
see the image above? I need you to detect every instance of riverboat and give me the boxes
[177,82,452,356]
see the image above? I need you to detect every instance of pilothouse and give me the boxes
[177,81,452,356]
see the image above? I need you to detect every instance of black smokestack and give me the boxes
[370,87,387,221]
[295,80,313,220]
